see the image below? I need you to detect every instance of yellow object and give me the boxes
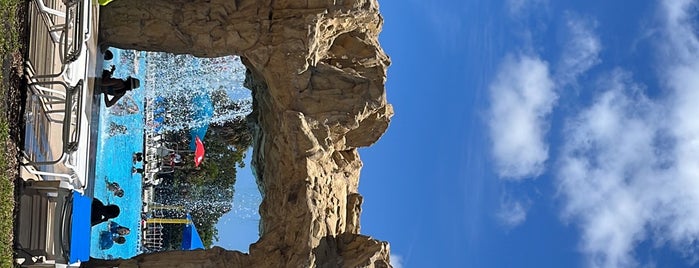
[98,0,114,6]
[149,204,185,211]
[146,218,191,224]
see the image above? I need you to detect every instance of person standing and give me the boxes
[91,198,120,226]
[100,65,140,107]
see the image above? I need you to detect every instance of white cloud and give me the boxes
[390,254,404,268]
[488,55,556,179]
[658,0,699,64]
[557,14,601,86]
[488,2,603,233]
[558,71,664,268]
[556,1,699,267]
[497,198,529,228]
[488,12,601,181]
[507,0,548,17]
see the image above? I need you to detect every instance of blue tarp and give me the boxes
[70,192,92,263]
[182,214,204,250]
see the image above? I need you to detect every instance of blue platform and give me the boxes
[69,192,92,263]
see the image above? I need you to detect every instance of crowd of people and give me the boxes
[92,186,130,250]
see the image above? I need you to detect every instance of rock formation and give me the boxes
[95,0,393,267]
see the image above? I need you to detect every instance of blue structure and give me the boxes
[70,192,92,263]
[182,214,205,250]
[189,94,214,151]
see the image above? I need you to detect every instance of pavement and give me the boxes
[20,0,102,196]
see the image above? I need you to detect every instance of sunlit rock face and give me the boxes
[100,0,393,267]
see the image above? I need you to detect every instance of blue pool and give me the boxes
[90,49,146,259]
[87,49,254,258]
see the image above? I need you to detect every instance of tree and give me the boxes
[138,51,254,251]
[151,112,252,249]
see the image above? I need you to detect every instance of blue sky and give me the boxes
[356,0,699,267]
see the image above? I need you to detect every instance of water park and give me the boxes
[8,0,395,266]
[14,0,255,266]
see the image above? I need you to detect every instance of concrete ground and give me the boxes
[20,0,101,195]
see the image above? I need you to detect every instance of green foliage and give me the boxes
[0,121,12,268]
[152,89,253,250]
[0,0,19,57]
[0,0,20,266]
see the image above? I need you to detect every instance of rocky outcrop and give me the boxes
[97,0,393,267]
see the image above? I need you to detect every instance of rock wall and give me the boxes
[97,0,393,267]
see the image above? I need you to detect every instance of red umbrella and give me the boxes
[194,136,205,167]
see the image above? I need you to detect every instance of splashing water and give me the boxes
[137,52,262,251]
[94,49,260,257]
[142,53,252,133]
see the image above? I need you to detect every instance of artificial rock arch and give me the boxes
[95,0,393,267]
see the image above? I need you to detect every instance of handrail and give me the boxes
[22,79,83,166]
[30,0,85,80]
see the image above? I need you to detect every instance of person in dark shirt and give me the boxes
[100,65,140,107]
[91,198,120,226]
[98,231,126,250]
[106,181,124,198]
[98,221,130,249]
[108,122,128,136]
[108,221,130,236]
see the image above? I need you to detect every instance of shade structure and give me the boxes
[182,214,204,250]
[189,94,213,151]
[189,124,209,150]
[194,136,205,167]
